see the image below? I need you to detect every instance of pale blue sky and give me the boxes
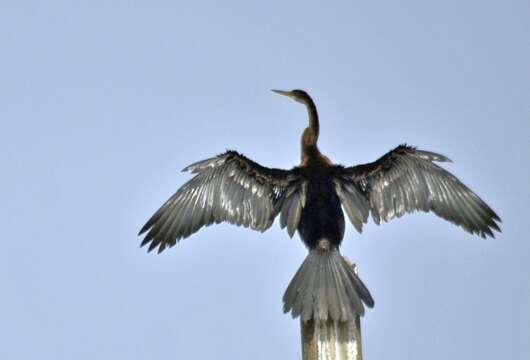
[1,1,529,359]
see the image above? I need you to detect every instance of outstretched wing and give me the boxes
[139,151,298,253]
[337,144,501,237]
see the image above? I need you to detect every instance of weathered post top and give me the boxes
[301,316,362,360]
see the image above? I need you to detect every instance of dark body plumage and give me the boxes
[139,89,501,322]
[297,159,345,249]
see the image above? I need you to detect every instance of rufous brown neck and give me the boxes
[300,96,321,164]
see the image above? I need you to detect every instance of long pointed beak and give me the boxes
[271,89,293,97]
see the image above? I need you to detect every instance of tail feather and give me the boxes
[283,248,374,322]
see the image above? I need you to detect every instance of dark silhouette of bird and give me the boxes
[139,89,501,322]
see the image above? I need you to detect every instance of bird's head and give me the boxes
[271,89,313,105]
[272,89,320,161]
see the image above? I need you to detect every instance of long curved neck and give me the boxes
[307,99,319,138]
[301,97,321,163]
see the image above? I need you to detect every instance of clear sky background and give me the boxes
[1,1,529,359]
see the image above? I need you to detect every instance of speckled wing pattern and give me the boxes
[279,181,307,238]
[139,151,297,253]
[333,178,370,233]
[339,144,501,237]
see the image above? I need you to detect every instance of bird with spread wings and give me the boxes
[139,89,501,322]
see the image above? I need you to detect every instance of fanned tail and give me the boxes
[283,246,374,322]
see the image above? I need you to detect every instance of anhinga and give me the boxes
[139,89,501,322]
